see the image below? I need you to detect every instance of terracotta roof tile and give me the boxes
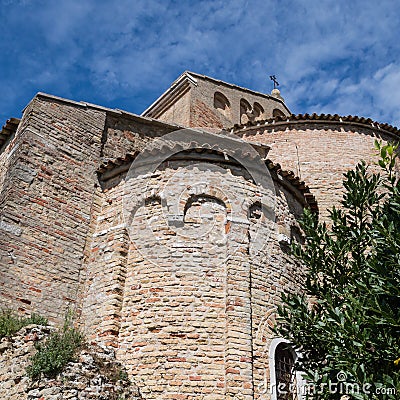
[98,151,318,213]
[231,113,400,136]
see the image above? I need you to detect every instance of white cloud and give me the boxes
[1,0,400,126]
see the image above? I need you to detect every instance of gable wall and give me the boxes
[153,89,192,127]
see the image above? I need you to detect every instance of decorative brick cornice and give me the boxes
[231,113,400,138]
[265,158,318,214]
[98,149,318,214]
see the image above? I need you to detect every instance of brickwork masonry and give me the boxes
[2,85,395,399]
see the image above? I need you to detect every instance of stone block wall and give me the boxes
[78,181,129,348]
[0,324,140,399]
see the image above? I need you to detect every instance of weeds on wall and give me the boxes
[0,309,48,339]
[26,310,84,380]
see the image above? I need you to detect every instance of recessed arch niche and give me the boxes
[213,91,232,119]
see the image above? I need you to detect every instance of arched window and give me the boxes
[275,343,296,399]
[269,339,303,400]
[253,102,264,121]
[240,98,252,124]
[273,108,286,118]
[145,195,161,206]
[183,194,227,241]
[213,92,231,119]
[249,201,262,221]
[183,194,226,224]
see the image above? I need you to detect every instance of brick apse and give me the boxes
[0,71,399,399]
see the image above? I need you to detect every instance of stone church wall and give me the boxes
[0,96,106,323]
[1,83,350,399]
[189,78,289,129]
[0,93,184,326]
[79,150,306,398]
[237,120,399,219]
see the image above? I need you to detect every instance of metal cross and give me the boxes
[269,75,279,89]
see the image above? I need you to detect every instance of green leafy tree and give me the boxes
[275,141,400,399]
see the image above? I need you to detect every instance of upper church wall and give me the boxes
[143,72,290,130]
[190,77,289,129]
[235,117,400,220]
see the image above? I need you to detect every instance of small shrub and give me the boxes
[0,309,21,339]
[0,309,48,339]
[27,311,83,380]
[91,351,131,384]
[108,366,130,384]
[118,369,129,382]
[24,313,48,326]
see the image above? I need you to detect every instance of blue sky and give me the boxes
[1,0,400,126]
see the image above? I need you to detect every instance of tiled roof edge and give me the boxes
[97,151,318,213]
[231,113,400,137]
[0,118,20,150]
